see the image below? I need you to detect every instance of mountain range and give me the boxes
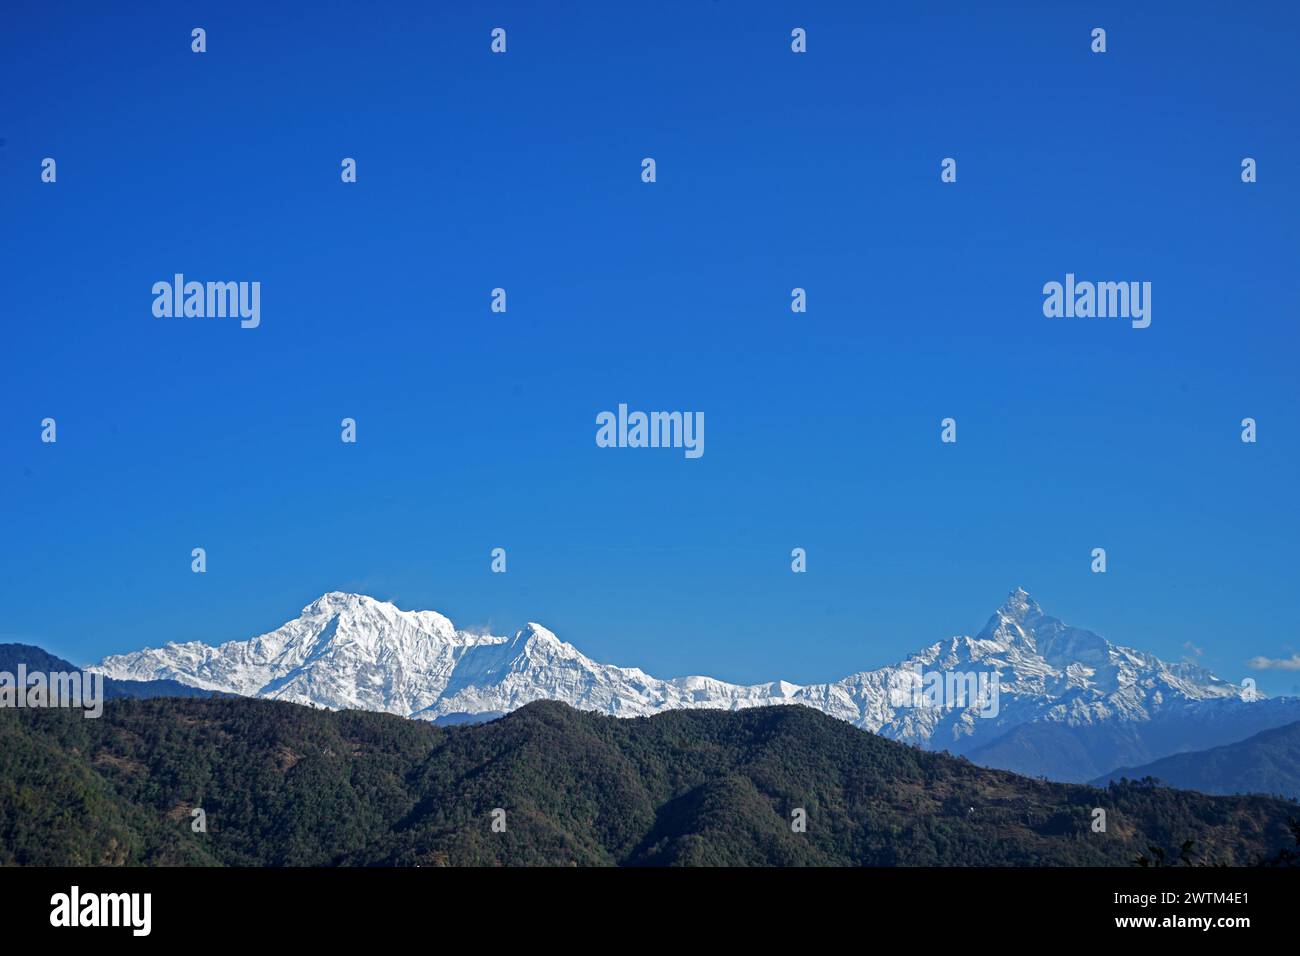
[87,588,1300,783]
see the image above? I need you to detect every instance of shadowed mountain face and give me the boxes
[88,590,1297,786]
[1,697,1295,867]
[1093,721,1300,800]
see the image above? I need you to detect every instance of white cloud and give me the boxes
[1246,653,1300,671]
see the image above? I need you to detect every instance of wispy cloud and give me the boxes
[1246,653,1300,671]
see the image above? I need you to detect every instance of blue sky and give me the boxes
[2,1,1298,694]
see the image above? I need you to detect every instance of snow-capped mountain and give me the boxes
[93,587,1270,776]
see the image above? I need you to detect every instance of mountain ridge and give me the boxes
[1092,720,1300,799]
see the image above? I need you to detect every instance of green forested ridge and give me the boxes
[1,697,1295,866]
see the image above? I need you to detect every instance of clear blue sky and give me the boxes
[3,1,1298,695]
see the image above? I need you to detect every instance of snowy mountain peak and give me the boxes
[974,587,1046,648]
[303,590,367,610]
[505,622,573,662]
[1001,587,1040,618]
[299,591,458,644]
[519,622,559,642]
[300,591,390,618]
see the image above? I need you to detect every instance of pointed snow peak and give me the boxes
[516,622,560,645]
[976,588,1046,645]
[999,587,1042,621]
[507,622,582,665]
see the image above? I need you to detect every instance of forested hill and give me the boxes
[1,697,1296,866]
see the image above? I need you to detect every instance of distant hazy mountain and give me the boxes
[965,696,1300,782]
[90,588,1295,779]
[3,696,1297,866]
[0,644,222,701]
[1092,720,1300,799]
